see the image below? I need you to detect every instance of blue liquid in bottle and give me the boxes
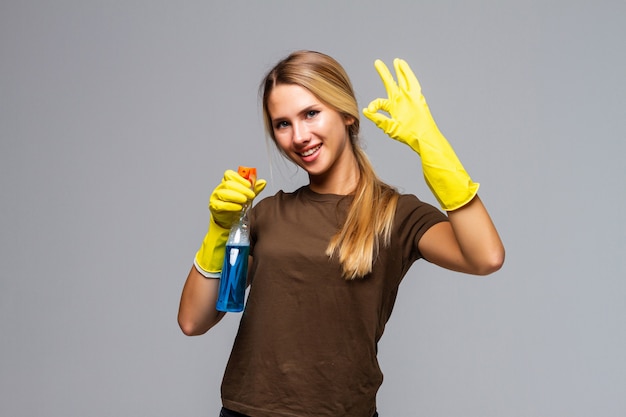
[216,244,249,312]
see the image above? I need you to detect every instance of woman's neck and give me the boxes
[308,159,360,195]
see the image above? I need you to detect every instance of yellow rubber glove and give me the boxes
[194,170,267,278]
[363,58,479,211]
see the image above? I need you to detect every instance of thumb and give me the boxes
[253,179,267,196]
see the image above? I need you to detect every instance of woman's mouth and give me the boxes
[299,144,322,157]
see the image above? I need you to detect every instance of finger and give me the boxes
[223,169,253,188]
[210,199,245,214]
[373,59,398,96]
[221,171,256,195]
[214,186,252,204]
[365,98,390,114]
[362,106,392,127]
[393,58,408,92]
[395,58,422,94]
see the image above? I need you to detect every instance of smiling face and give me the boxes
[267,83,358,194]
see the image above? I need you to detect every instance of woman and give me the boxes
[178,50,504,417]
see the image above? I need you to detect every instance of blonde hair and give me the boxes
[260,50,399,279]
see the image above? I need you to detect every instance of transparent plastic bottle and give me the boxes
[215,166,255,312]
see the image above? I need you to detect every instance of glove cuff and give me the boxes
[427,175,479,211]
[193,258,221,279]
[416,130,480,211]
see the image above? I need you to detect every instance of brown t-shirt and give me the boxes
[221,186,448,417]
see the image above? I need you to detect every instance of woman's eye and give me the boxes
[306,110,319,118]
[275,121,289,129]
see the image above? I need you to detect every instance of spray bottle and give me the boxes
[216,166,256,312]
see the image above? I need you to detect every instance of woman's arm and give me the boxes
[363,58,504,275]
[178,266,226,336]
[178,253,256,335]
[418,195,505,275]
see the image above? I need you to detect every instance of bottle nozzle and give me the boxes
[237,166,257,188]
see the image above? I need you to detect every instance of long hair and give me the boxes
[260,50,399,279]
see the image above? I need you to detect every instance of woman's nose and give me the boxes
[292,121,310,145]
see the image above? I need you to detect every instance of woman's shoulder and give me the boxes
[252,186,306,212]
[395,192,447,222]
[255,185,348,206]
[396,192,431,209]
[256,185,303,203]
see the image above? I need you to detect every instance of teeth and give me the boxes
[301,144,321,157]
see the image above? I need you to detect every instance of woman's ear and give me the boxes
[344,115,355,126]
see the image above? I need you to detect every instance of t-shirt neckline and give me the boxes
[300,185,354,203]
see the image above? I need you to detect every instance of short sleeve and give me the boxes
[394,194,449,267]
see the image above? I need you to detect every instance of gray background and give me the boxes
[1,1,625,416]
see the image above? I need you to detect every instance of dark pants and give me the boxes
[220,406,379,417]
